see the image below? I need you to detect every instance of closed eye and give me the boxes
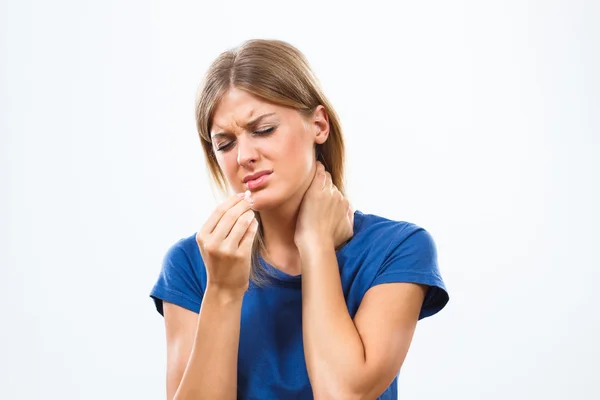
[216,142,234,152]
[215,126,276,152]
[254,126,275,135]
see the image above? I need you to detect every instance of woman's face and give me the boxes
[210,87,329,211]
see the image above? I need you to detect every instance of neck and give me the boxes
[257,191,306,275]
[255,163,317,274]
[259,192,301,247]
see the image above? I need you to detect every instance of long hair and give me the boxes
[195,39,346,284]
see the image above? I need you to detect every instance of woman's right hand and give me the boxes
[196,193,258,298]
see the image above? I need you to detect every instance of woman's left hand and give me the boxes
[294,162,354,250]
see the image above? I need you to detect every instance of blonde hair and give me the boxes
[195,39,346,284]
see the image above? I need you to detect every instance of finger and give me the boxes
[325,172,333,192]
[335,184,345,197]
[318,168,329,190]
[211,198,253,242]
[313,161,324,176]
[239,218,259,251]
[223,209,256,248]
[200,193,245,236]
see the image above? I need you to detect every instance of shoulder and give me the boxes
[163,233,203,266]
[349,210,448,319]
[150,232,207,316]
[352,210,431,252]
[161,232,207,285]
[344,210,440,276]
[353,209,439,270]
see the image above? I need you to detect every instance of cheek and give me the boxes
[218,154,238,179]
[278,135,314,174]
[280,130,311,158]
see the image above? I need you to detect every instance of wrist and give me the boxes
[296,236,335,257]
[205,284,246,305]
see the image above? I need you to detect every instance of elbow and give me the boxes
[309,363,396,399]
[312,389,360,400]
[312,389,370,400]
[318,376,397,400]
[311,381,374,400]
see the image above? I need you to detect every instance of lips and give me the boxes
[243,170,272,190]
[243,170,272,183]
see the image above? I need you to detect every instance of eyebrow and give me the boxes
[211,112,276,140]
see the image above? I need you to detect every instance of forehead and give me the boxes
[211,88,275,131]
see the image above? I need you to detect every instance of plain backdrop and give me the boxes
[1,0,599,399]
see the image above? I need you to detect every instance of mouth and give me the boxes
[243,170,272,191]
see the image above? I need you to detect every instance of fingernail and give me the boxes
[244,190,253,203]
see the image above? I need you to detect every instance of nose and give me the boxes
[236,135,258,167]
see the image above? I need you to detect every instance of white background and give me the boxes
[1,0,599,399]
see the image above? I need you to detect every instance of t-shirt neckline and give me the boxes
[257,210,365,284]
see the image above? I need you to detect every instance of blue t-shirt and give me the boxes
[150,210,449,399]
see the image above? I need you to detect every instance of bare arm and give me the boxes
[163,288,243,400]
[294,163,427,399]
[161,193,257,400]
[299,241,425,400]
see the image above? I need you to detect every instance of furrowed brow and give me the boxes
[211,112,276,140]
[245,113,276,130]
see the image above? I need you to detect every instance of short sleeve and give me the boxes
[150,240,204,316]
[372,227,449,320]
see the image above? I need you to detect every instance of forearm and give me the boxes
[299,241,367,399]
[174,287,242,400]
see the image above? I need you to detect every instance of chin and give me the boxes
[248,188,290,212]
[248,194,278,212]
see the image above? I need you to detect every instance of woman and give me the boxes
[150,39,449,400]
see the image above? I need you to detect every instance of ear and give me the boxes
[311,105,330,145]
